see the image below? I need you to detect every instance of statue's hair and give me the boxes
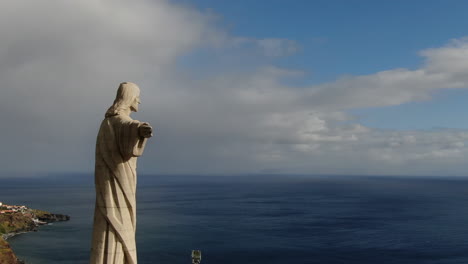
[105,82,140,118]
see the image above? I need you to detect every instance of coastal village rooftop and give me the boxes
[0,202,27,214]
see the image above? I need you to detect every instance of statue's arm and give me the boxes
[138,122,153,138]
[114,117,152,159]
[132,121,152,157]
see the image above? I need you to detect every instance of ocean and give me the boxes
[2,175,468,264]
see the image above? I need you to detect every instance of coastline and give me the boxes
[2,231,30,241]
[0,208,70,264]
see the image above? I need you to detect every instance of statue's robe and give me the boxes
[90,114,147,264]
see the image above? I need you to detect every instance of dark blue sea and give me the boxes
[2,175,468,264]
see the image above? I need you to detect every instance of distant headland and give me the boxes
[0,202,70,264]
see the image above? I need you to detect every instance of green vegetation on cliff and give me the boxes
[0,212,36,235]
[30,209,49,219]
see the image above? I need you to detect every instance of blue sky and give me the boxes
[177,0,468,130]
[177,0,468,74]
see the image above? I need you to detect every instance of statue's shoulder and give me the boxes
[106,114,139,125]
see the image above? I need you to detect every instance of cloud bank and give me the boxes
[1,0,468,176]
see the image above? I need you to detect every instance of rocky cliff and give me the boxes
[0,237,24,264]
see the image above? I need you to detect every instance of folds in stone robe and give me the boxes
[90,114,147,264]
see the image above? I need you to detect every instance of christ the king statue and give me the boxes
[90,82,153,264]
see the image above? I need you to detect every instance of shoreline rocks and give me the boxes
[36,213,70,223]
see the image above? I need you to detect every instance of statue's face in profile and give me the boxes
[130,95,141,112]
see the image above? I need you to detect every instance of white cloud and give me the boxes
[255,38,299,57]
[229,37,299,57]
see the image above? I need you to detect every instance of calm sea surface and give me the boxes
[2,175,468,264]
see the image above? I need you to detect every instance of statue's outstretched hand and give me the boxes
[139,122,153,138]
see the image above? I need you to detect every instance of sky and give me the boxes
[2,0,468,177]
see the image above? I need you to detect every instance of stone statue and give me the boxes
[90,82,153,264]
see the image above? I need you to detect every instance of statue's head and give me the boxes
[105,82,141,117]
